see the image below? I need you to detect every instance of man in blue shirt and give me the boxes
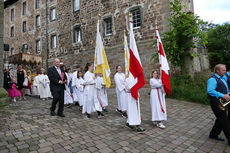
[207,64,230,146]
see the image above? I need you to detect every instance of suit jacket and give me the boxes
[48,66,67,98]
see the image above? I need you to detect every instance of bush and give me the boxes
[0,88,9,108]
[167,71,211,105]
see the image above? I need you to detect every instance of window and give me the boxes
[36,39,41,54]
[50,8,56,21]
[22,2,26,15]
[11,48,15,55]
[104,17,112,36]
[22,21,27,32]
[10,26,14,37]
[11,9,14,22]
[130,8,141,28]
[73,26,81,43]
[22,44,28,53]
[51,35,57,49]
[36,15,40,27]
[73,0,80,11]
[35,0,40,9]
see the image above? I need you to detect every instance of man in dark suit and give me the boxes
[48,58,67,117]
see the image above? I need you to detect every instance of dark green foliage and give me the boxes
[207,22,230,70]
[0,88,9,108]
[162,0,207,67]
[167,71,211,104]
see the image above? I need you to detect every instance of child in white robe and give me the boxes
[95,73,108,112]
[38,68,52,100]
[83,63,104,118]
[114,65,127,117]
[150,70,167,129]
[125,78,145,133]
[64,69,74,106]
[72,65,81,105]
[76,71,85,111]
[32,74,40,97]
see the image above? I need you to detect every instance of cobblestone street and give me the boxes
[0,89,229,153]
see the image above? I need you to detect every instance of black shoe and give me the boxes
[98,112,105,118]
[103,108,108,112]
[86,113,91,118]
[75,102,79,106]
[134,126,146,133]
[126,123,134,129]
[50,111,56,116]
[209,135,225,141]
[57,114,65,117]
[122,112,127,118]
[116,108,122,114]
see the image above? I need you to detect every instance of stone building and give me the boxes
[4,0,204,84]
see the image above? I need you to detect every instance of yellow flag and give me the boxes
[94,21,111,88]
[124,32,130,78]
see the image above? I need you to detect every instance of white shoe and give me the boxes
[156,122,166,129]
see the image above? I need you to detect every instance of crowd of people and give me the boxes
[3,58,167,133]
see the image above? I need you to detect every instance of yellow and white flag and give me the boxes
[124,32,130,77]
[94,21,111,88]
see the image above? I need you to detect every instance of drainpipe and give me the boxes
[45,0,49,70]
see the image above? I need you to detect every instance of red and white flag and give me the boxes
[156,27,171,95]
[127,19,145,100]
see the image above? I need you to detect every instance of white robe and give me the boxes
[72,71,78,102]
[82,71,98,114]
[32,75,39,96]
[114,72,127,111]
[37,74,52,99]
[64,72,74,104]
[95,76,108,107]
[76,77,85,106]
[150,78,167,121]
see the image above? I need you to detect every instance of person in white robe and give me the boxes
[75,71,85,110]
[37,68,52,100]
[114,65,127,117]
[150,70,167,129]
[64,69,74,105]
[125,77,145,133]
[72,65,81,105]
[95,73,108,112]
[32,73,40,97]
[82,63,104,118]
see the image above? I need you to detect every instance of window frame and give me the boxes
[103,17,113,36]
[130,7,142,29]
[36,15,41,27]
[22,1,27,16]
[50,7,56,21]
[73,25,82,43]
[35,0,40,9]
[22,21,27,33]
[10,26,14,37]
[36,39,41,54]
[10,8,14,22]
[22,44,28,53]
[51,35,57,49]
[73,0,80,12]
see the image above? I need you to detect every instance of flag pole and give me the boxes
[94,14,101,74]
[155,21,162,79]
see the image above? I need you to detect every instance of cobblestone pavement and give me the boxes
[0,88,229,153]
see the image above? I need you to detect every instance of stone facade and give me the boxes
[4,0,199,85]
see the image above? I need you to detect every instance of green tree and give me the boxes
[207,22,230,70]
[162,0,207,69]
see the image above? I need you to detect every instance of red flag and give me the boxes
[127,20,145,100]
[156,27,171,95]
